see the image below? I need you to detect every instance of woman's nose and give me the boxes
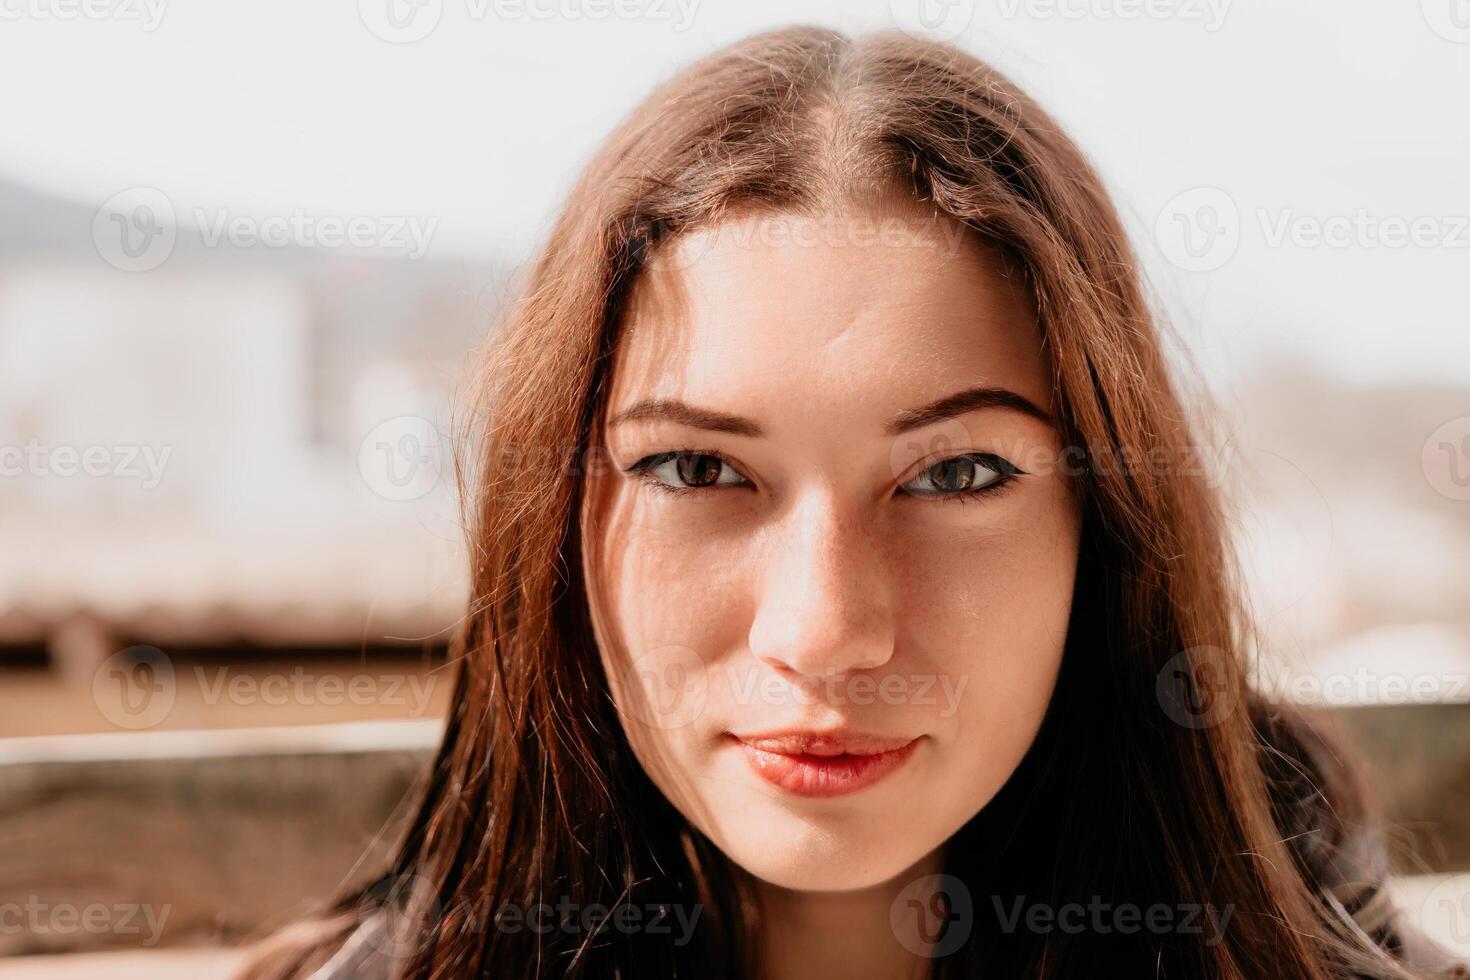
[746,489,896,679]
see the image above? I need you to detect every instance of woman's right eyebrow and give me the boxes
[606,399,763,437]
[606,385,1053,438]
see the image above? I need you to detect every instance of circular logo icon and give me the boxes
[890,873,973,958]
[358,0,443,43]
[888,0,976,42]
[1418,873,1470,946]
[1423,416,1470,501]
[1156,646,1239,729]
[93,645,176,730]
[358,415,444,501]
[1422,0,1470,43]
[93,187,176,272]
[355,873,441,960]
[1155,186,1239,272]
[888,416,978,490]
[644,216,723,278]
[617,643,708,730]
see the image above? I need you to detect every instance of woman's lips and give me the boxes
[729,732,920,797]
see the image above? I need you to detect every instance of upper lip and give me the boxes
[729,729,917,757]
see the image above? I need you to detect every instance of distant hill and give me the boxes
[0,177,101,255]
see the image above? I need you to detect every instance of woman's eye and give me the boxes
[900,453,1020,498]
[629,451,749,493]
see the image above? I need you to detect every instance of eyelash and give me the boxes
[908,452,1022,505]
[623,450,1023,503]
[625,449,750,499]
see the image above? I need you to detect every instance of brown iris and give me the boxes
[676,453,724,487]
[926,456,981,493]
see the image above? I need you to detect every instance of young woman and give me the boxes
[241,26,1467,980]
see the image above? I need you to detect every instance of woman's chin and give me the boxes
[704,811,940,892]
[736,850,926,893]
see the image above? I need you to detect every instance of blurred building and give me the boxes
[0,178,502,693]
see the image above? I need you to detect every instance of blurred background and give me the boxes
[1,1,1467,976]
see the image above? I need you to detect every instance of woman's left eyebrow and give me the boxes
[886,385,1054,434]
[605,385,1053,438]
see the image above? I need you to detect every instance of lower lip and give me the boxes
[731,736,919,798]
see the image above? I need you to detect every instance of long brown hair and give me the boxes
[240,26,1458,980]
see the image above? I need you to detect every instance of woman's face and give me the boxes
[580,193,1083,892]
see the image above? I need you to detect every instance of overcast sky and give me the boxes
[2,0,1467,388]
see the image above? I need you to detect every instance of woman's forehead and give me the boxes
[608,204,1053,427]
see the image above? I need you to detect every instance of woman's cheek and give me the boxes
[892,508,1075,744]
[592,492,755,773]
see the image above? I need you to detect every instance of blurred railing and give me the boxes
[1,707,1468,960]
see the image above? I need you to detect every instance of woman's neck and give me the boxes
[753,847,945,980]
